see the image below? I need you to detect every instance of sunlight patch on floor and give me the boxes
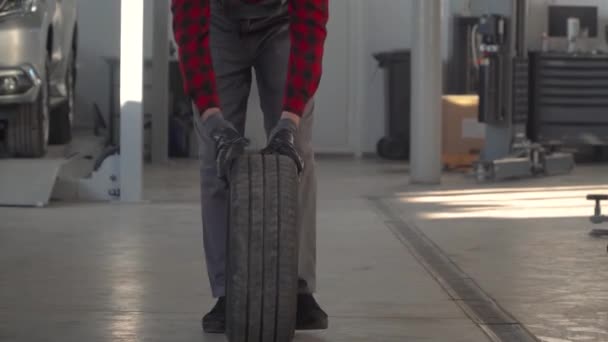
[397,185,608,220]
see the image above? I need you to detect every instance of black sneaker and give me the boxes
[296,294,329,330]
[202,297,226,334]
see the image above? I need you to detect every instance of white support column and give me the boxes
[119,0,144,202]
[410,0,443,184]
[151,0,170,163]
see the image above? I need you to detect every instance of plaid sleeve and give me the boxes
[171,0,220,114]
[283,0,329,116]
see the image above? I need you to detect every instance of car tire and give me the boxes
[49,49,75,145]
[5,57,51,158]
[226,154,299,342]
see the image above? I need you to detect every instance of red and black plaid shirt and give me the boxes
[171,0,329,117]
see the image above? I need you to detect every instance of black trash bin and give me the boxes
[373,50,411,160]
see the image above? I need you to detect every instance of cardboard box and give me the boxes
[442,95,485,167]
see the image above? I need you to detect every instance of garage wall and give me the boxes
[74,0,155,128]
[77,0,608,155]
[75,0,421,155]
[361,0,414,153]
[74,0,119,128]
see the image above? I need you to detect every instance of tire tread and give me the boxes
[6,100,45,158]
[226,154,299,342]
[5,59,49,158]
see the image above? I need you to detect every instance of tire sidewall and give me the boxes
[48,50,75,145]
[66,50,75,127]
[39,56,51,153]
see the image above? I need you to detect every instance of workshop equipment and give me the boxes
[528,53,608,147]
[226,154,299,342]
[587,194,608,252]
[474,0,575,181]
[0,133,117,206]
[447,16,481,94]
[0,97,121,207]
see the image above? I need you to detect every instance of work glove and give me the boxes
[262,118,304,173]
[203,113,249,180]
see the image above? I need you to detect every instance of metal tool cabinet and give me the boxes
[529,52,608,146]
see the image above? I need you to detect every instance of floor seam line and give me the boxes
[367,196,540,342]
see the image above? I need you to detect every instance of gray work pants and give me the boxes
[193,7,317,298]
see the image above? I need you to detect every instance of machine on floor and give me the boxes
[587,194,608,252]
[472,0,576,181]
[0,107,120,207]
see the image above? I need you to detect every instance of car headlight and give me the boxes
[0,0,39,14]
[0,72,33,95]
[0,66,38,95]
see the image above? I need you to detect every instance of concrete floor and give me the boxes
[1,158,607,341]
[0,159,487,342]
[382,164,608,342]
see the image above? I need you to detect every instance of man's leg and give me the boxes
[195,10,254,299]
[252,24,317,295]
[253,22,327,331]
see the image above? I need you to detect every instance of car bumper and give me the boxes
[0,14,45,105]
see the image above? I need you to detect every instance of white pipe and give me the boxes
[119,0,144,202]
[410,0,443,184]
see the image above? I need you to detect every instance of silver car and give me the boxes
[0,0,77,157]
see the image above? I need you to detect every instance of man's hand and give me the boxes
[262,117,304,173]
[203,112,249,180]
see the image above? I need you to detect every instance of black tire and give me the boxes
[226,154,299,342]
[49,50,75,145]
[5,58,50,158]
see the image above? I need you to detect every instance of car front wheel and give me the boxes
[5,57,51,158]
[49,49,75,145]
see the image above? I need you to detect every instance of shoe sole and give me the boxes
[202,321,225,334]
[297,318,329,331]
